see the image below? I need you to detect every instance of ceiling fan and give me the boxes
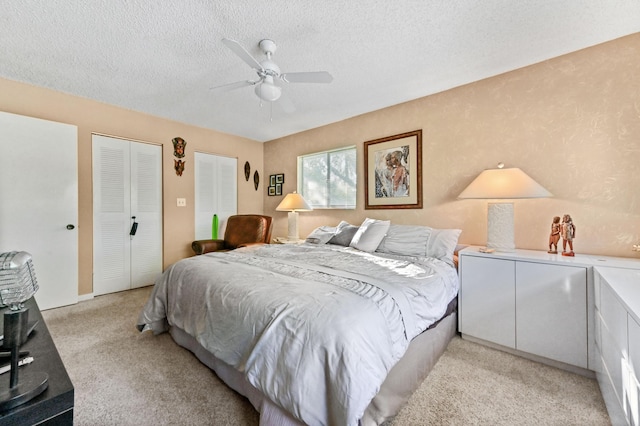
[212,38,333,111]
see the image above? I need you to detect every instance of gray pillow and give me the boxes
[305,225,337,244]
[327,221,359,246]
[376,224,461,267]
[376,224,431,257]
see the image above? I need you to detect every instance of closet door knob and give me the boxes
[66,224,75,230]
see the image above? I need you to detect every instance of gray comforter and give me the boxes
[137,243,458,426]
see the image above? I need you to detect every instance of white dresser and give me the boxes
[594,267,640,426]
[458,246,640,425]
[459,247,590,370]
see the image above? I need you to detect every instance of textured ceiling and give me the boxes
[2,1,640,142]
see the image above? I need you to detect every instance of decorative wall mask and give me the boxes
[174,159,185,176]
[253,170,259,190]
[172,137,186,158]
[244,161,251,181]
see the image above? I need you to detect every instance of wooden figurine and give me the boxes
[561,214,576,256]
[548,216,561,254]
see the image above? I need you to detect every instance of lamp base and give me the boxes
[487,202,516,252]
[0,371,48,411]
[287,211,299,240]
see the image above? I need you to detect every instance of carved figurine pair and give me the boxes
[548,214,575,256]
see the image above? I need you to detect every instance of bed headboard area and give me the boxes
[305,217,462,268]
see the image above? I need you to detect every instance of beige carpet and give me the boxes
[42,286,610,426]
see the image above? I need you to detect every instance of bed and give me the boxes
[137,219,461,425]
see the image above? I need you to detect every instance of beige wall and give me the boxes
[1,32,638,300]
[0,78,264,296]
[264,33,640,259]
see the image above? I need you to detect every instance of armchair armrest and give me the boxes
[192,239,226,255]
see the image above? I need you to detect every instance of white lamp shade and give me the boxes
[276,192,312,212]
[458,167,552,199]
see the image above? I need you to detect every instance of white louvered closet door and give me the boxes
[92,135,162,296]
[130,142,162,288]
[194,152,237,240]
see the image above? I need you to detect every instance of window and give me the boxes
[194,152,237,239]
[298,146,356,209]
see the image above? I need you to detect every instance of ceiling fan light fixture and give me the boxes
[255,77,281,102]
[216,38,332,108]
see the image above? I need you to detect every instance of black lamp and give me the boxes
[0,251,48,411]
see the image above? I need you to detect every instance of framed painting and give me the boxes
[364,129,422,209]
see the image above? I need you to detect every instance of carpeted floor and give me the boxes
[42,286,611,425]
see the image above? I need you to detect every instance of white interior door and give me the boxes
[0,111,78,310]
[93,135,162,295]
[195,152,237,240]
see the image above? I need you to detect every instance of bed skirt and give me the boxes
[170,311,457,425]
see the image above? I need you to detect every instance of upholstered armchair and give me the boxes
[192,214,273,255]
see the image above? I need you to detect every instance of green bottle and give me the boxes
[212,214,219,239]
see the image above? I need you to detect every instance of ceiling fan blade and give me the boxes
[280,71,333,84]
[222,38,263,71]
[209,80,255,93]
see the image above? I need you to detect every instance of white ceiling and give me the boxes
[2,1,639,142]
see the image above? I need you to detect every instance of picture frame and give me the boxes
[364,129,422,209]
[267,173,285,196]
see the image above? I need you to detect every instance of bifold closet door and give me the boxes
[194,152,237,240]
[92,135,162,295]
[129,142,163,288]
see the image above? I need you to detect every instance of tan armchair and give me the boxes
[192,214,273,255]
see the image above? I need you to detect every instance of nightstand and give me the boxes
[272,237,305,244]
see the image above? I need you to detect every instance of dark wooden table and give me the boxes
[0,297,74,425]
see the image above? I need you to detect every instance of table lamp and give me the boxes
[276,192,313,240]
[0,251,48,411]
[458,164,552,252]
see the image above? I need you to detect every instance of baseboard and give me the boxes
[78,293,94,302]
[461,334,595,378]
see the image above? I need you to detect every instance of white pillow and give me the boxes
[426,228,462,266]
[349,218,391,252]
[305,225,337,244]
[376,224,431,257]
